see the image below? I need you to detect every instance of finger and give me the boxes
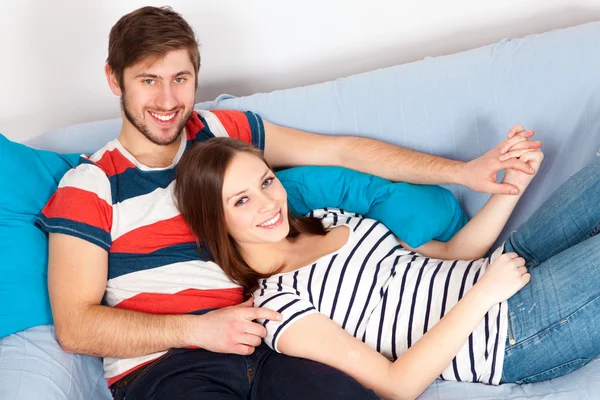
[236,333,263,348]
[243,320,268,338]
[502,139,542,153]
[516,266,528,275]
[499,148,537,162]
[507,124,525,138]
[238,297,255,307]
[248,307,283,322]
[232,344,255,355]
[513,129,535,139]
[513,257,526,267]
[505,252,519,259]
[500,135,528,154]
[501,158,536,174]
[521,272,532,285]
[519,150,544,164]
[480,181,520,195]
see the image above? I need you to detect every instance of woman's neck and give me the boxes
[238,236,301,276]
[238,226,349,276]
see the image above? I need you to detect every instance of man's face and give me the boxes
[119,49,197,146]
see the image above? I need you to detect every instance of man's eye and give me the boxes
[174,77,186,83]
[143,79,155,85]
[235,197,248,206]
[262,178,274,188]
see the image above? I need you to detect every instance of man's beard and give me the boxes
[121,95,192,146]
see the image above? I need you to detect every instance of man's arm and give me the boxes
[48,233,281,358]
[263,121,541,195]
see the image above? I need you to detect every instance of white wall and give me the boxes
[1,0,600,142]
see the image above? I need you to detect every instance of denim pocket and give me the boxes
[119,349,174,399]
[517,358,590,384]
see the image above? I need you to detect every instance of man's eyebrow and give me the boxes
[134,73,159,79]
[226,170,271,202]
[134,70,193,79]
[174,70,193,77]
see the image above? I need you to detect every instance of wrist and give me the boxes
[466,282,497,311]
[449,160,468,186]
[176,314,199,348]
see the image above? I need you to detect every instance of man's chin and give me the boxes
[150,132,182,146]
[146,122,187,146]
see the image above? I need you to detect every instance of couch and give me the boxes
[2,20,600,400]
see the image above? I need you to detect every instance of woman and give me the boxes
[174,135,600,400]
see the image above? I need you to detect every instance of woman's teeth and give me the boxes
[258,212,280,227]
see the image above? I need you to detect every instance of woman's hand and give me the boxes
[477,252,530,305]
[502,149,544,193]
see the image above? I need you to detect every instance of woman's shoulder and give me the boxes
[308,208,371,228]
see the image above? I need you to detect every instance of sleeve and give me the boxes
[275,166,467,248]
[36,162,113,251]
[210,110,265,151]
[253,279,319,352]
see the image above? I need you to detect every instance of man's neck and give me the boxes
[118,129,183,169]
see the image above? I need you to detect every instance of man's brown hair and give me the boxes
[174,138,326,296]
[107,6,201,89]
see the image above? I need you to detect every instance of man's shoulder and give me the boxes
[79,139,136,179]
[58,141,118,188]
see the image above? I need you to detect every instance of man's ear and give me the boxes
[105,64,123,96]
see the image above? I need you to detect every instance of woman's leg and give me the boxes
[504,155,600,266]
[501,233,600,383]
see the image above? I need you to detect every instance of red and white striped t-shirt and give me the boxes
[37,109,265,385]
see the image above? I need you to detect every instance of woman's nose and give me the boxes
[258,194,277,213]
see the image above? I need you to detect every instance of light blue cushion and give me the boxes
[0,134,80,337]
[277,166,467,248]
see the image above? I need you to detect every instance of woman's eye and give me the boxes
[262,178,274,188]
[235,197,248,207]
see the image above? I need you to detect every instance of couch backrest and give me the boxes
[25,21,600,246]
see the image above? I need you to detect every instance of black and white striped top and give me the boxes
[254,209,508,385]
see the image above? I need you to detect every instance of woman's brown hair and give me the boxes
[175,137,326,296]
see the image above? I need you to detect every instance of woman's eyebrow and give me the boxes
[226,170,271,202]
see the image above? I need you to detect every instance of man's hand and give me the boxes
[192,297,282,355]
[459,125,542,195]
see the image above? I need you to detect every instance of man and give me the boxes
[38,6,539,400]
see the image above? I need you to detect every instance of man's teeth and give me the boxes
[258,212,280,227]
[151,112,176,121]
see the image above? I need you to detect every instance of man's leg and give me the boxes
[251,344,379,400]
[504,155,600,266]
[111,348,250,400]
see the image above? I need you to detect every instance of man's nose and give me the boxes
[156,84,177,110]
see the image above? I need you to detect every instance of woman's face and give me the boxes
[222,152,289,246]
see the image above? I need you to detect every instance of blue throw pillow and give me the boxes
[0,134,80,337]
[276,166,467,248]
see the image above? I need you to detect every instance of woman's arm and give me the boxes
[277,253,529,400]
[402,150,544,260]
[401,191,522,260]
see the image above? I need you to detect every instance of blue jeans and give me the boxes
[501,155,600,383]
[109,343,378,400]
